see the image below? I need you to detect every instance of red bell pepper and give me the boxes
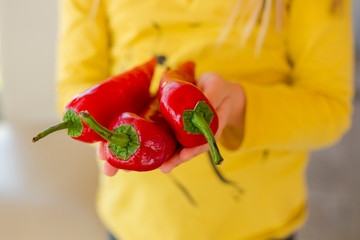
[32,58,157,143]
[158,62,223,165]
[79,96,178,171]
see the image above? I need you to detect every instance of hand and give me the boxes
[159,72,246,173]
[97,141,120,176]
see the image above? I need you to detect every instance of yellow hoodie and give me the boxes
[57,0,354,239]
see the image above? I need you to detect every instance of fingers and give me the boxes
[198,72,233,140]
[214,96,232,136]
[180,144,210,160]
[159,144,210,174]
[197,72,231,131]
[103,161,119,176]
[197,72,228,109]
[97,141,107,160]
[98,142,124,176]
[159,149,183,173]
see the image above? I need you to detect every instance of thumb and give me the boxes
[97,141,107,160]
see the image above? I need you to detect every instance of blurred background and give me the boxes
[0,1,359,240]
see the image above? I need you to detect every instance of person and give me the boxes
[57,0,354,239]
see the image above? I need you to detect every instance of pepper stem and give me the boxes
[191,112,223,165]
[31,109,84,143]
[79,111,130,147]
[32,121,71,143]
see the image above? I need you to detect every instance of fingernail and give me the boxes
[160,167,171,174]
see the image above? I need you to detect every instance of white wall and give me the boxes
[0,3,106,240]
[0,0,59,124]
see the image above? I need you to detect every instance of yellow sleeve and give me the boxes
[223,0,354,152]
[56,0,109,114]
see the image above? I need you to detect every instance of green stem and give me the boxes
[191,112,223,165]
[79,111,130,147]
[32,121,71,143]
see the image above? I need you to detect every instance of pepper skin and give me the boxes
[79,62,196,171]
[80,96,178,171]
[142,62,196,131]
[32,58,157,143]
[158,62,223,164]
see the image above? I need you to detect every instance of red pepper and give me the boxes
[158,62,223,165]
[142,62,196,131]
[32,58,157,143]
[79,95,178,171]
[78,61,196,171]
